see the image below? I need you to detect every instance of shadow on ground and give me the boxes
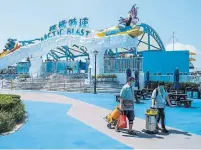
[167,129,192,136]
[120,129,164,139]
[117,128,192,139]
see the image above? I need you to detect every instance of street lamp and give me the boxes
[93,50,98,94]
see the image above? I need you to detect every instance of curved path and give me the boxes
[1,90,201,149]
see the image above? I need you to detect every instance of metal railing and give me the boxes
[1,73,122,93]
[104,57,143,73]
[149,75,201,83]
[2,77,86,92]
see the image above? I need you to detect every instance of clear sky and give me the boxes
[0,0,201,51]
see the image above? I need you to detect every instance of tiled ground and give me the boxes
[56,92,201,135]
[0,101,131,149]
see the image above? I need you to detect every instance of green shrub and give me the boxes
[19,74,25,79]
[106,75,112,78]
[0,111,15,133]
[9,94,21,99]
[0,95,15,111]
[97,75,102,79]
[0,94,20,99]
[0,94,26,134]
[12,101,25,123]
[111,74,117,78]
[106,75,109,78]
[102,75,106,78]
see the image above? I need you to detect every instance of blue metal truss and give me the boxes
[48,51,59,60]
[47,45,89,61]
[61,46,75,61]
[19,38,41,46]
[46,23,165,61]
[105,49,114,56]
[137,23,166,51]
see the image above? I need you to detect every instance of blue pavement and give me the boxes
[56,92,201,135]
[0,101,131,149]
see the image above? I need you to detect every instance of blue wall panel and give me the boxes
[41,61,88,74]
[141,51,189,75]
[16,62,31,74]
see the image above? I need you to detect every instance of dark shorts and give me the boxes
[157,108,165,119]
[123,110,135,122]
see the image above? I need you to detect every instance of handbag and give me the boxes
[123,100,134,109]
[117,113,127,129]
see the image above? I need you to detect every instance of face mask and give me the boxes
[131,81,135,87]
[159,86,164,91]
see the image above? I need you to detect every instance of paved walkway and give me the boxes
[0,101,129,149]
[55,92,201,135]
[1,90,201,149]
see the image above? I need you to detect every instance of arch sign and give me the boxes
[43,17,91,41]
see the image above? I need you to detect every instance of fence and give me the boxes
[1,76,86,92]
[149,75,201,83]
[0,73,121,93]
[104,57,143,73]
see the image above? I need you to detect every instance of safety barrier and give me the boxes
[149,75,201,83]
[104,57,143,73]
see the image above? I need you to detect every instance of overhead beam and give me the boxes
[48,52,58,60]
[138,40,160,50]
[137,33,145,46]
[138,23,165,51]
[56,47,66,53]
[50,49,65,55]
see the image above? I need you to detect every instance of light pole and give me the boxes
[93,50,98,94]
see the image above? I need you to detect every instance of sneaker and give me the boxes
[107,123,112,129]
[128,130,137,135]
[156,124,162,130]
[162,128,169,133]
[115,126,120,132]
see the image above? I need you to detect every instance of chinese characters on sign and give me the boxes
[44,17,90,40]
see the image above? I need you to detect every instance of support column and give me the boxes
[115,48,119,72]
[89,48,105,76]
[139,71,145,90]
[148,34,151,51]
[88,66,92,84]
[29,57,42,78]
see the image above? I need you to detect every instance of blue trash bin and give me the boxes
[186,87,192,98]
[192,88,198,99]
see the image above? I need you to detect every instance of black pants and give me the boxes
[123,110,135,124]
[157,108,165,128]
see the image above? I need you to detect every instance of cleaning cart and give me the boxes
[104,106,122,129]
[144,107,158,134]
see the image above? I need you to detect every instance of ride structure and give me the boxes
[0,4,190,85]
[0,39,21,58]
[0,5,142,75]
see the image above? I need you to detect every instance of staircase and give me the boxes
[84,82,123,93]
[3,73,123,94]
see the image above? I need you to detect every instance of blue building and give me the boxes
[16,62,31,74]
[40,60,88,75]
[141,50,189,75]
